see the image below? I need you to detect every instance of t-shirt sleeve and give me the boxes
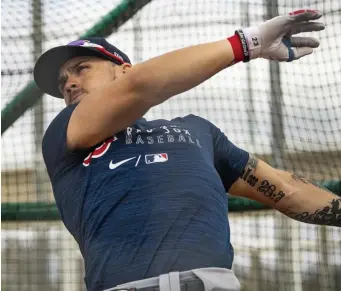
[211,125,249,192]
[194,116,249,192]
[42,104,89,181]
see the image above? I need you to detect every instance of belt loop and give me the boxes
[159,272,180,291]
[159,274,170,291]
[169,272,180,291]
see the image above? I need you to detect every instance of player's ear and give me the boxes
[122,63,132,74]
[111,62,132,80]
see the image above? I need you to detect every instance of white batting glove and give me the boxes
[235,9,325,62]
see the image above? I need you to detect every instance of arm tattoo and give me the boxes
[257,180,286,203]
[291,174,309,184]
[245,155,258,169]
[240,155,259,186]
[282,199,341,227]
[239,155,286,203]
[291,173,334,194]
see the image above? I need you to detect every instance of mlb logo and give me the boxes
[145,153,168,164]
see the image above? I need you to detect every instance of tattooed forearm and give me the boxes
[239,155,287,203]
[291,173,334,194]
[282,199,341,227]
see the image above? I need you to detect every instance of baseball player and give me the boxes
[33,9,340,291]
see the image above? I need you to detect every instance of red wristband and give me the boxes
[227,32,250,63]
[227,34,244,63]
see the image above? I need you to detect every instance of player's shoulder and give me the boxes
[175,114,217,131]
[172,114,211,125]
[44,104,78,135]
[42,103,79,151]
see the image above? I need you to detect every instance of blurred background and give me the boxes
[1,0,341,290]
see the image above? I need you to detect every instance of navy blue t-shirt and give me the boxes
[42,104,249,291]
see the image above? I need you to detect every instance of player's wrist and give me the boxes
[227,27,262,63]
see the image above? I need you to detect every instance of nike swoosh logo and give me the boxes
[109,157,136,170]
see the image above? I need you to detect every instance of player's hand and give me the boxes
[237,9,325,62]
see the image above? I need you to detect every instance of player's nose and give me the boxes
[65,78,80,94]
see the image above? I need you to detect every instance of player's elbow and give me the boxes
[272,173,300,211]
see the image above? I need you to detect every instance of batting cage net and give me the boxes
[1,0,341,290]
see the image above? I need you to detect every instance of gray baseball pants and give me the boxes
[104,267,241,291]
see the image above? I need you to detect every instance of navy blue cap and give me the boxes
[33,37,131,98]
